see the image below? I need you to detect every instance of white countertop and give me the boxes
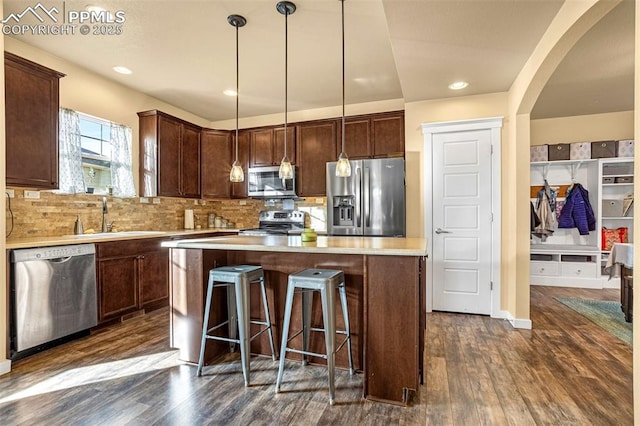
[161,235,428,257]
[6,229,239,249]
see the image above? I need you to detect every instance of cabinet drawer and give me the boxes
[560,262,597,278]
[531,261,560,276]
[97,237,166,258]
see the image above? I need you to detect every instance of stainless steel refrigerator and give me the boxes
[326,157,405,236]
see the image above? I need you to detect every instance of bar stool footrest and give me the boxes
[285,347,328,359]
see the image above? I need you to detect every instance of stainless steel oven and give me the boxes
[10,244,98,357]
[239,210,305,235]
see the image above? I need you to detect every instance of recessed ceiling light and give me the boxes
[448,81,469,90]
[223,89,237,97]
[112,66,132,75]
[85,5,107,13]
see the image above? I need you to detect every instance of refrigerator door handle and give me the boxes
[364,166,370,227]
[355,166,362,228]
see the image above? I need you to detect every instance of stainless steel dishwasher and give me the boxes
[10,244,97,357]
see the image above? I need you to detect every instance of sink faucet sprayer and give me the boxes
[101,197,109,233]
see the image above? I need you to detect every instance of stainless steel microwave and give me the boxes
[247,166,297,198]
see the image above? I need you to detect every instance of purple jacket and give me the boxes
[558,183,595,235]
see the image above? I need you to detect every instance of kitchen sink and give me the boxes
[66,231,166,238]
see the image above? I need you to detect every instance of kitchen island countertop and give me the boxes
[161,234,427,256]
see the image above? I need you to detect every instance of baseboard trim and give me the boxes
[491,309,509,320]
[0,359,11,375]
[506,313,532,330]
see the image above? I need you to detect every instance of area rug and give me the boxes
[554,297,633,345]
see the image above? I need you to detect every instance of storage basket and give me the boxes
[617,140,634,157]
[530,145,548,162]
[591,140,617,158]
[548,143,570,161]
[602,200,623,217]
[570,142,591,160]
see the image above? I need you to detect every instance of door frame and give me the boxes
[422,117,504,318]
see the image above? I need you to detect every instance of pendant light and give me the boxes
[335,0,351,177]
[229,14,246,183]
[277,1,295,180]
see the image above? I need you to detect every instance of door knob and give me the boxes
[435,228,451,234]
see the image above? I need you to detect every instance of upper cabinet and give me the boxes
[340,111,405,160]
[250,126,296,167]
[5,52,65,189]
[138,110,202,198]
[136,110,404,200]
[296,119,338,197]
[201,129,232,199]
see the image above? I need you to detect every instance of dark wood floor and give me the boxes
[0,286,632,425]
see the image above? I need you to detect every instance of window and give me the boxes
[79,113,113,194]
[57,108,136,197]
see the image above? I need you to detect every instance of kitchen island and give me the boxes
[163,235,427,405]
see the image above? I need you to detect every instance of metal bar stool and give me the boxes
[275,268,354,405]
[196,265,277,386]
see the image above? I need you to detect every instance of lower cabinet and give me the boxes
[96,238,168,323]
[96,233,233,324]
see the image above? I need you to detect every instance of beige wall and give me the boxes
[403,92,508,239]
[531,110,634,145]
[4,37,213,194]
[211,98,405,130]
[633,0,639,415]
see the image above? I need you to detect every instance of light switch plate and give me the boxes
[24,190,40,199]
[140,197,149,204]
[239,200,247,206]
[152,198,161,204]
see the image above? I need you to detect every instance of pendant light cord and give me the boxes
[341,0,345,154]
[235,23,240,163]
[283,7,289,159]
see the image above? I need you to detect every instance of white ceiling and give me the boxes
[2,0,634,122]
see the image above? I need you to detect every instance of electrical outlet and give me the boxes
[5,189,14,198]
[140,197,149,204]
[315,198,324,204]
[239,200,247,206]
[24,190,40,199]
[152,198,161,204]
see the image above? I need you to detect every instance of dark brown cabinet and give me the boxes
[296,120,338,197]
[371,112,404,157]
[250,126,296,167]
[138,110,202,198]
[340,111,404,159]
[96,238,168,324]
[231,130,250,199]
[201,129,232,198]
[5,52,64,189]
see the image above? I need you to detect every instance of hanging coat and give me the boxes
[532,181,556,241]
[531,201,541,232]
[558,183,595,235]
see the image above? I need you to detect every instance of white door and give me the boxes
[432,129,493,314]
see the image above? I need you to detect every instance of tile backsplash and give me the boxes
[5,189,327,239]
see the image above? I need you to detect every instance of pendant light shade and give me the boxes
[277,1,296,180]
[229,14,246,183]
[336,0,351,177]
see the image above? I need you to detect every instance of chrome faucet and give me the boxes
[101,197,109,233]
